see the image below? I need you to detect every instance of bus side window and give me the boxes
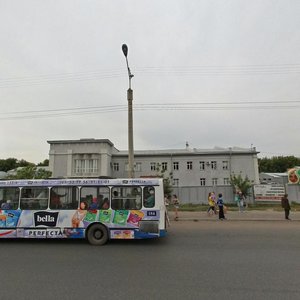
[50,187,78,209]
[143,187,155,208]
[111,187,141,210]
[0,187,19,210]
[80,187,109,210]
[20,188,48,210]
[111,189,122,210]
[20,188,32,209]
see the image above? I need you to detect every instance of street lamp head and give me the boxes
[122,44,128,57]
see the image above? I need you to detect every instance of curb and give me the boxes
[167,211,300,222]
[170,218,300,222]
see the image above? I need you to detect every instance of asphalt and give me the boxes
[167,209,300,221]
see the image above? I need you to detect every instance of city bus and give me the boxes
[0,178,167,245]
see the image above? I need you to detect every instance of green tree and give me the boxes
[37,159,49,166]
[0,158,18,172]
[258,156,300,172]
[230,174,252,198]
[17,159,35,167]
[35,168,52,179]
[155,163,173,196]
[8,166,52,179]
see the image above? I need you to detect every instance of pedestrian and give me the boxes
[238,191,245,212]
[217,193,226,220]
[164,194,171,226]
[207,192,216,216]
[172,194,179,221]
[164,194,170,207]
[281,194,291,220]
[211,192,217,214]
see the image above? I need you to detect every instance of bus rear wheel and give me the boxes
[87,224,108,245]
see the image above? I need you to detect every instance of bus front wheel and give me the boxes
[87,224,108,246]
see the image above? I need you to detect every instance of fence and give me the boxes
[171,184,300,205]
[172,185,237,204]
[286,184,300,203]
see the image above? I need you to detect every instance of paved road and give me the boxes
[0,219,299,300]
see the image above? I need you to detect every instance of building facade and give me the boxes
[259,172,288,185]
[48,139,260,203]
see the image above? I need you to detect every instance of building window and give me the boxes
[199,161,205,170]
[173,162,179,171]
[74,159,98,174]
[125,162,142,172]
[200,178,206,186]
[113,163,119,171]
[211,161,217,170]
[173,179,179,186]
[187,161,193,170]
[74,160,82,173]
[135,162,142,172]
[212,178,218,186]
[224,178,230,185]
[162,162,168,171]
[222,161,228,170]
[150,162,156,171]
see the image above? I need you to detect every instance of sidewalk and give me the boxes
[168,209,300,221]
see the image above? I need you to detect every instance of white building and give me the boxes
[48,138,259,203]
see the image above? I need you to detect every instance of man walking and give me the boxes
[281,194,291,220]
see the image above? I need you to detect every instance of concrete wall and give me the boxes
[172,185,236,205]
[48,140,114,178]
[286,184,300,203]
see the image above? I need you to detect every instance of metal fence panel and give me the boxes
[172,186,235,204]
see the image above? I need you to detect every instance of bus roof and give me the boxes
[0,178,162,187]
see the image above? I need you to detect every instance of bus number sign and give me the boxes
[147,211,157,217]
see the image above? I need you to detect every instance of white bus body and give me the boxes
[0,178,167,245]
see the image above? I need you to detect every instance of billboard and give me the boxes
[253,184,285,202]
[288,168,300,184]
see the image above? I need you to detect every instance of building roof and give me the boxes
[47,138,114,147]
[46,139,258,157]
[260,173,288,178]
[113,146,259,157]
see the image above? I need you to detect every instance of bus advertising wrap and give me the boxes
[0,208,160,239]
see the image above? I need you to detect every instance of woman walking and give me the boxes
[207,192,216,216]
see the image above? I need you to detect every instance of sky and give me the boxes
[1,0,300,163]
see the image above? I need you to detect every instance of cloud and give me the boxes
[0,0,300,163]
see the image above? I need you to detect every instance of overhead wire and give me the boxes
[0,63,300,88]
[0,64,299,120]
[1,100,300,121]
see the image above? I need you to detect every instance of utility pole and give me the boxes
[122,44,134,178]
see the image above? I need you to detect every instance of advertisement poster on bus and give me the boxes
[253,184,285,202]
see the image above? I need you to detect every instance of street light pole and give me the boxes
[122,44,134,178]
